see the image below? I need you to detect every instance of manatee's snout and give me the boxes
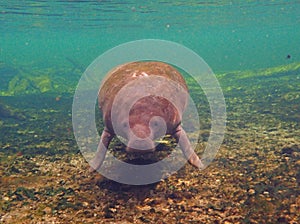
[126,138,155,153]
[125,123,155,153]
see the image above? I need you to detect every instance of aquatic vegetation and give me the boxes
[218,61,300,80]
[31,76,52,93]
[283,92,300,102]
[0,64,81,96]
[7,75,52,95]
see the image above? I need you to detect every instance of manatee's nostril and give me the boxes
[149,116,167,139]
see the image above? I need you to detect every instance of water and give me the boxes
[1,0,300,72]
[1,1,300,223]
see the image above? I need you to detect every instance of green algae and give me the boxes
[1,64,80,96]
[217,62,300,80]
[1,61,300,97]
[30,76,52,93]
[7,75,52,95]
[283,92,300,102]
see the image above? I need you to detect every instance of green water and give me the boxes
[1,0,300,73]
[1,2,300,223]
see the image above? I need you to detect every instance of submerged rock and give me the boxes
[0,63,80,96]
[7,75,52,95]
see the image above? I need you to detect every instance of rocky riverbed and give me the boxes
[0,63,299,223]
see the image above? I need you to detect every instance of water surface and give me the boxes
[1,0,299,72]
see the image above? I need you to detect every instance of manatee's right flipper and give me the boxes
[89,128,114,172]
[172,125,204,169]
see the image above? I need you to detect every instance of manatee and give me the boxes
[89,61,203,171]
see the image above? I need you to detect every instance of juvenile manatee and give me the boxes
[90,61,203,171]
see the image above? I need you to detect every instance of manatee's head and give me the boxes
[116,96,169,153]
[108,75,187,153]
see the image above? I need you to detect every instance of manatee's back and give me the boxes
[98,61,189,130]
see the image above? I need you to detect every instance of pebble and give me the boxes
[57,191,65,197]
[3,196,10,201]
[248,189,255,195]
[289,204,297,214]
[43,207,52,214]
[223,221,232,224]
[82,201,89,207]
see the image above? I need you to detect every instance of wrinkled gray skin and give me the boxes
[89,61,203,172]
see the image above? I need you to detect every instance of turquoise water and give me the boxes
[1,2,300,222]
[1,0,300,73]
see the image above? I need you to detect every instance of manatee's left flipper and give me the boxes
[173,125,204,169]
[89,128,114,172]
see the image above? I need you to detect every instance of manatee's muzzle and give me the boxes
[126,138,155,153]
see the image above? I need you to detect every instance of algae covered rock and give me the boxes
[7,75,52,95]
[8,76,32,95]
[0,64,80,96]
[31,76,52,93]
